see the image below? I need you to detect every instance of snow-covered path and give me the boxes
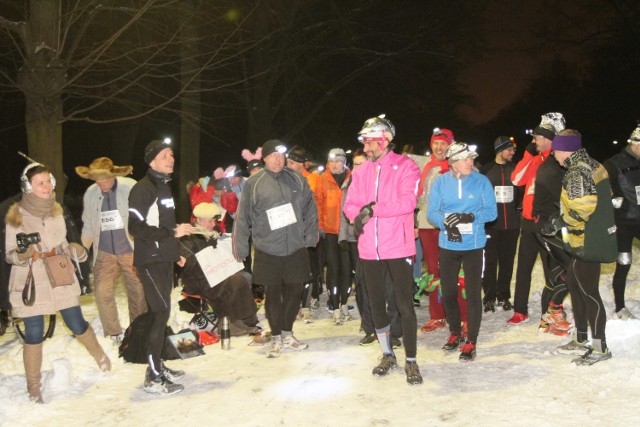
[1,259,639,427]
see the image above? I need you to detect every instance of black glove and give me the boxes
[353,202,376,238]
[339,240,349,251]
[540,212,562,236]
[525,142,537,156]
[445,224,463,242]
[445,213,475,228]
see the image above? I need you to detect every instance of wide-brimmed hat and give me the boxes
[75,157,133,181]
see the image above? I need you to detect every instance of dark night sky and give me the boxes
[0,1,638,204]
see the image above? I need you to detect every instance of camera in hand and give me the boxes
[16,232,41,253]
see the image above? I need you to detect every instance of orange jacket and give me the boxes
[301,168,321,209]
[318,169,351,234]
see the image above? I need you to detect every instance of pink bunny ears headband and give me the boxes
[241,147,262,161]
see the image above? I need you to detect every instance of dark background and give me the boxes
[1,1,638,220]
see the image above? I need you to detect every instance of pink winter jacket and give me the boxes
[343,150,420,260]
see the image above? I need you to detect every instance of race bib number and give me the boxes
[100,210,125,232]
[266,203,297,231]
[636,185,640,205]
[495,186,514,203]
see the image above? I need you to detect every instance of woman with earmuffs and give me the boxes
[4,163,111,403]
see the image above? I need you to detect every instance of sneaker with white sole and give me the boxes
[332,309,343,326]
[340,304,351,322]
[143,370,184,395]
[613,307,637,320]
[267,337,283,358]
[299,308,314,324]
[557,339,590,355]
[282,335,308,351]
[161,364,185,381]
[572,347,612,365]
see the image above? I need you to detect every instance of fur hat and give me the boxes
[193,202,223,219]
[75,157,133,180]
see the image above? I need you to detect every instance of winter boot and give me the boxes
[23,343,44,403]
[76,325,111,372]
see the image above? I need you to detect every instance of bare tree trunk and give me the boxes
[17,0,67,200]
[178,0,202,222]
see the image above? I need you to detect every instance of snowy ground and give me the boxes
[1,250,640,427]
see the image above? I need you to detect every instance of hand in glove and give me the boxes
[318,228,326,239]
[353,202,376,238]
[16,245,36,262]
[540,212,563,236]
[525,142,538,156]
[445,213,475,228]
[445,224,463,243]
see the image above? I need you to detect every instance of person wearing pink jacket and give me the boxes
[343,114,421,385]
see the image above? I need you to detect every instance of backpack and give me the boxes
[118,312,179,364]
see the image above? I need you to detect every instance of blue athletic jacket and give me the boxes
[427,170,497,251]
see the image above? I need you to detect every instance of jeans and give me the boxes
[22,305,88,344]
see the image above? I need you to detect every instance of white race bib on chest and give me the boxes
[266,203,297,231]
[100,210,125,232]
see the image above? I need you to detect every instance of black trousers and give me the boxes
[536,233,571,310]
[440,248,483,343]
[138,262,173,377]
[324,233,352,308]
[566,258,606,340]
[482,228,519,302]
[612,222,640,311]
[361,258,416,358]
[513,219,550,316]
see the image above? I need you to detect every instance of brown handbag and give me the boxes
[43,254,75,287]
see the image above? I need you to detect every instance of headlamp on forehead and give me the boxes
[525,129,533,135]
[275,145,287,154]
[433,127,443,136]
[163,137,172,145]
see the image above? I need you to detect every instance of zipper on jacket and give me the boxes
[374,164,381,260]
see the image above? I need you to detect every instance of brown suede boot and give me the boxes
[23,343,44,403]
[76,325,111,372]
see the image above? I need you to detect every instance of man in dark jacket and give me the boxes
[604,123,640,320]
[480,136,521,312]
[128,139,196,395]
[232,139,318,359]
[544,129,617,365]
